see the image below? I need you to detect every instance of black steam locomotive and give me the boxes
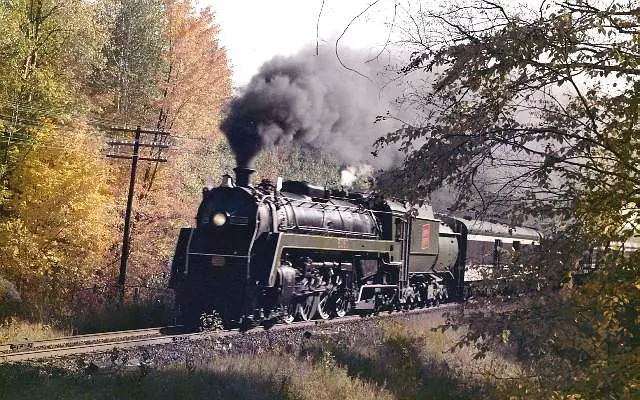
[169,167,542,328]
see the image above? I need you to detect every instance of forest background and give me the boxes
[0,0,342,323]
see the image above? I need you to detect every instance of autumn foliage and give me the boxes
[157,0,231,133]
[0,0,232,320]
[0,125,113,318]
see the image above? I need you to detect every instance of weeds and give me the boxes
[0,355,392,400]
[0,317,70,344]
[69,285,175,334]
[294,314,524,399]
[199,309,224,332]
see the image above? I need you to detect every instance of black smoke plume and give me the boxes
[220,48,402,168]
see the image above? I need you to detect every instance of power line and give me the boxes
[0,103,228,156]
[0,139,76,152]
[0,104,159,134]
[0,102,228,141]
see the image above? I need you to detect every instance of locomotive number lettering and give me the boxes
[337,238,349,249]
[421,224,431,249]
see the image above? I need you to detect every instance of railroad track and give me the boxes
[0,304,456,363]
[0,326,182,362]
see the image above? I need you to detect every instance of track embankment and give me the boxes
[1,304,458,370]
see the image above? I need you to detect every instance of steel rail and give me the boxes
[0,326,178,355]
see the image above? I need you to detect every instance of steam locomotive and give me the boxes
[169,167,542,329]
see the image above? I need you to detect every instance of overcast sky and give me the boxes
[205,0,401,86]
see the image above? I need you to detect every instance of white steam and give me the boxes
[340,164,374,187]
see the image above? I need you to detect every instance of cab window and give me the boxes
[395,218,405,240]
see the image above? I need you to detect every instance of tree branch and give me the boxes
[335,0,382,81]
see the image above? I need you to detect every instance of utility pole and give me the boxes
[106,126,170,301]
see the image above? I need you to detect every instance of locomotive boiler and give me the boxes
[169,167,541,329]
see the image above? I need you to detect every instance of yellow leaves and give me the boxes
[0,123,114,315]
[501,329,511,344]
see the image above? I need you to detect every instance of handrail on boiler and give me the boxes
[280,225,379,239]
[289,198,369,213]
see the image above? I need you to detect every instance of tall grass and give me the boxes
[1,354,392,400]
[398,315,525,384]
[68,285,175,334]
[296,312,527,399]
[299,320,480,399]
[0,284,175,343]
[0,318,70,344]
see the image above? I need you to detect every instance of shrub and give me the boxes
[69,284,175,333]
[0,277,20,321]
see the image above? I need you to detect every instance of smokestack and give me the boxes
[234,166,255,187]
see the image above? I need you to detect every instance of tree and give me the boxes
[0,0,107,177]
[85,0,170,290]
[0,0,112,319]
[155,0,230,134]
[377,1,640,397]
[0,124,113,318]
[380,0,638,222]
[92,0,167,124]
[121,0,232,285]
[0,0,106,111]
[141,0,231,192]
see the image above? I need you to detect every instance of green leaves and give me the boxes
[383,0,640,223]
[93,0,168,122]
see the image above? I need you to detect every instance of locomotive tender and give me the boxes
[169,167,541,328]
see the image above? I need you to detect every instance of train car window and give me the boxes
[483,241,492,264]
[519,243,535,266]
[581,248,603,273]
[482,241,490,264]
[466,241,476,264]
[579,249,593,273]
[395,218,405,240]
[466,240,484,265]
[512,241,521,263]
[494,239,503,266]
[593,248,603,270]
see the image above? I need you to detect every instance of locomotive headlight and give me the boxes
[212,212,228,227]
